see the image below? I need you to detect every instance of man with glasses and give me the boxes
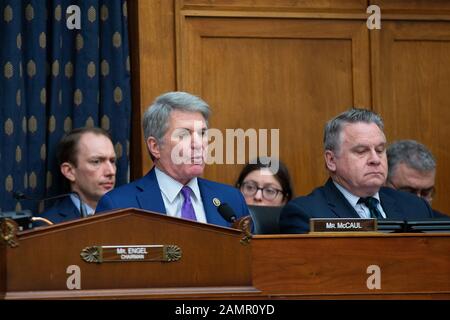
[386,140,448,217]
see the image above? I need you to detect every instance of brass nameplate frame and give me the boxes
[80,245,182,263]
[310,218,377,232]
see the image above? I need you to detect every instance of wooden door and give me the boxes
[372,17,450,213]
[178,13,371,197]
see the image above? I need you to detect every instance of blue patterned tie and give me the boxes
[180,186,197,221]
[358,197,383,219]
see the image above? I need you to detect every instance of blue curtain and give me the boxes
[0,0,131,213]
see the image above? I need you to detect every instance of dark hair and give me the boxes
[57,127,113,167]
[235,157,293,201]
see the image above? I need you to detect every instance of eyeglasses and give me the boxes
[240,181,284,201]
[390,182,435,200]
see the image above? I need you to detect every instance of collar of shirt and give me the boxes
[332,181,386,218]
[69,194,95,216]
[154,167,206,222]
[155,167,201,203]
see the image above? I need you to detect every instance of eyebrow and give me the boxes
[176,126,207,130]
[351,142,386,149]
[89,155,116,160]
[243,180,282,188]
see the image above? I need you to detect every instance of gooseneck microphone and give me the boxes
[217,203,237,223]
[13,191,88,218]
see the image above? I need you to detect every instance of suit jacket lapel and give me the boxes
[324,179,361,218]
[57,196,81,219]
[379,188,404,220]
[135,167,167,214]
[198,178,225,225]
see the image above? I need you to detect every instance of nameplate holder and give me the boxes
[80,244,182,263]
[310,218,377,232]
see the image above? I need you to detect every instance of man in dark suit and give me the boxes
[36,127,117,225]
[280,108,438,234]
[96,91,249,227]
[41,196,84,225]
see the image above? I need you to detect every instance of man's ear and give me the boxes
[324,150,337,172]
[147,137,161,160]
[61,162,76,182]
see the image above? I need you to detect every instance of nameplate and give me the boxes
[310,218,377,232]
[80,245,182,263]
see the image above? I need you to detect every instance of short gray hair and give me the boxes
[143,91,211,144]
[387,140,436,181]
[324,108,384,153]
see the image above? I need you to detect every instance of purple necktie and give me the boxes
[180,186,197,221]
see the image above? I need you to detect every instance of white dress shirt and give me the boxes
[154,167,207,223]
[333,181,387,219]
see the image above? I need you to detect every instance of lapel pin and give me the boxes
[212,198,221,207]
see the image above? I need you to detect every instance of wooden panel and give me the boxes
[178,17,370,197]
[128,0,177,179]
[5,286,262,300]
[6,213,450,299]
[183,0,368,9]
[369,0,450,21]
[252,234,450,297]
[371,0,450,12]
[130,1,450,214]
[6,210,252,292]
[181,0,368,12]
[372,21,450,214]
[0,244,5,299]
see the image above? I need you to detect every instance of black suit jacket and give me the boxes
[280,178,436,234]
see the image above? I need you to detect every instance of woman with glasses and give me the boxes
[235,157,293,206]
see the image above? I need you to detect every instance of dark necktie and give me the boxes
[358,197,383,219]
[180,186,197,221]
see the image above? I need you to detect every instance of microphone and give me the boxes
[13,190,88,218]
[217,203,237,223]
[217,202,252,243]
